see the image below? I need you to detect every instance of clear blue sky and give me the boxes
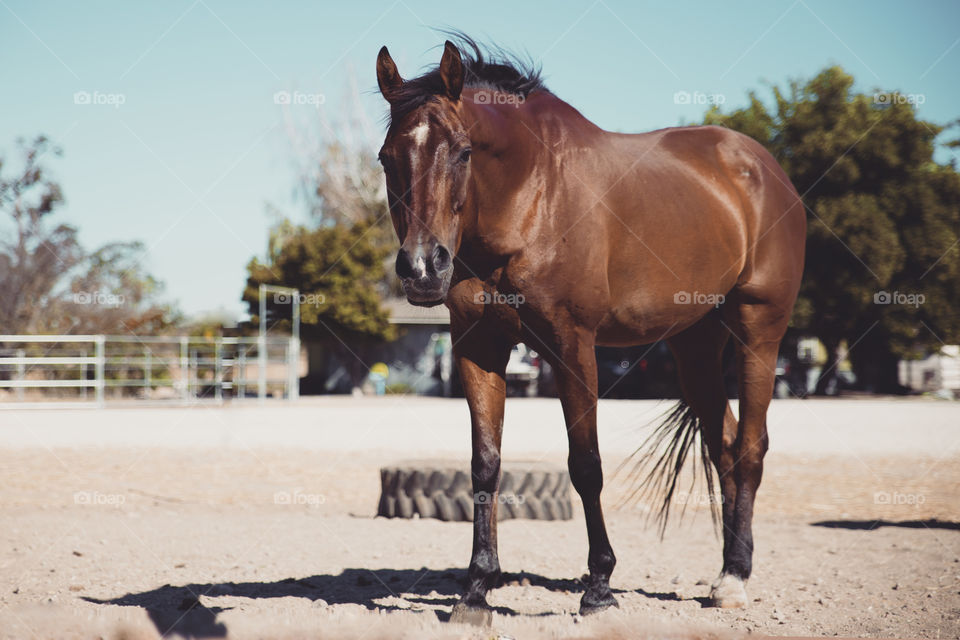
[2,0,958,319]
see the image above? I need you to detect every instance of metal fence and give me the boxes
[0,334,300,408]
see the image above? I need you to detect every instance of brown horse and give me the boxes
[375,36,805,618]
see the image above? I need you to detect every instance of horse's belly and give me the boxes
[595,287,729,346]
[593,203,745,345]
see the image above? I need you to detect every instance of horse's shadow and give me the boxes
[84,568,600,638]
[811,518,960,531]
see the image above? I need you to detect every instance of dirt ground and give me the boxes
[0,398,958,639]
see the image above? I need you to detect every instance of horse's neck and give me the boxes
[454,100,544,263]
[461,92,602,235]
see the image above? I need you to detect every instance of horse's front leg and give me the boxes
[552,328,618,614]
[450,324,510,623]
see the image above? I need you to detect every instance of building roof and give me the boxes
[383,297,450,325]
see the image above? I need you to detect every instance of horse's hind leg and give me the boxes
[667,312,743,607]
[711,296,790,607]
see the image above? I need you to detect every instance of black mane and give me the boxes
[386,32,547,125]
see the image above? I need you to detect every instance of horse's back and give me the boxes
[611,125,804,295]
[574,125,804,342]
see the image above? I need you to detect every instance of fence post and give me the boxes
[259,284,268,402]
[80,349,88,400]
[190,347,198,400]
[15,348,25,401]
[258,335,267,402]
[215,338,223,403]
[95,336,105,407]
[180,337,189,403]
[287,337,299,401]
[238,350,246,399]
[145,349,152,397]
[290,293,300,401]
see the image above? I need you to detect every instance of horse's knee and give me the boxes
[735,442,766,485]
[568,449,603,495]
[472,449,500,490]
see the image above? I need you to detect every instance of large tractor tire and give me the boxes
[377,460,573,522]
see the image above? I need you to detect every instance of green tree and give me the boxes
[705,67,960,394]
[242,219,397,388]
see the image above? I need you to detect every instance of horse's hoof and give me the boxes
[709,573,748,608]
[450,601,493,626]
[579,591,619,615]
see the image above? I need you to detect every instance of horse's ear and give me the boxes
[438,40,463,101]
[377,46,403,103]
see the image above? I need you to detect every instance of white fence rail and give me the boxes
[0,334,300,408]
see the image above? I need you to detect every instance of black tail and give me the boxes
[615,400,720,537]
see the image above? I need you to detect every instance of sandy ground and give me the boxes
[0,397,958,639]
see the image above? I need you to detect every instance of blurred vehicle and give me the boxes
[809,366,857,396]
[774,356,808,398]
[595,342,681,399]
[506,344,540,397]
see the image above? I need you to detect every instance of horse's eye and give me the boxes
[457,148,472,164]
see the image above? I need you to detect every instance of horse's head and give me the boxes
[376,41,471,307]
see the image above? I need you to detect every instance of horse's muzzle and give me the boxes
[396,243,453,307]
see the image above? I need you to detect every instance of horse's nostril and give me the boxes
[432,245,452,273]
[395,249,417,279]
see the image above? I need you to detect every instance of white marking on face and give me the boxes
[415,255,426,274]
[409,122,429,147]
